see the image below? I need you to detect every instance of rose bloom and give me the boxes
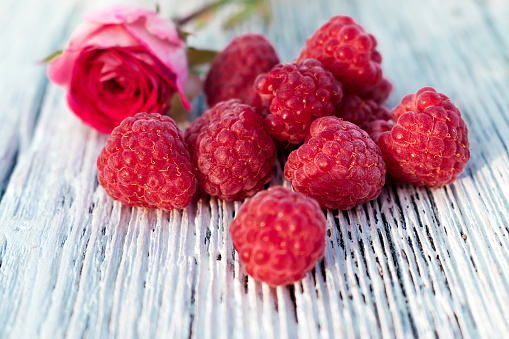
[47,5,191,133]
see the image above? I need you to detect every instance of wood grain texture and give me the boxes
[1,0,509,338]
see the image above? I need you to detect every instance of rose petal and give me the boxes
[47,24,137,87]
[47,50,79,86]
[122,21,190,109]
[82,5,181,46]
[67,21,103,50]
[76,25,140,50]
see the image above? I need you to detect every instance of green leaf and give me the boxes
[40,50,63,63]
[257,0,272,24]
[178,29,192,41]
[223,0,271,29]
[186,47,218,68]
[169,93,188,126]
[193,12,215,31]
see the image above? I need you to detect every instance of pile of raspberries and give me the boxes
[97,16,470,286]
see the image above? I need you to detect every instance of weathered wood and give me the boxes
[1,0,509,338]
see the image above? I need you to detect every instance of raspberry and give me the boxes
[255,58,343,144]
[97,113,196,210]
[285,116,386,210]
[378,87,470,187]
[359,77,393,104]
[185,100,249,157]
[204,34,279,108]
[366,119,394,144]
[334,93,391,130]
[229,186,326,286]
[391,92,417,120]
[297,15,382,93]
[185,100,277,201]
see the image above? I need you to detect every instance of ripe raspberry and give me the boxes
[359,77,393,104]
[255,58,343,144]
[378,87,470,187]
[185,100,277,201]
[366,119,394,144]
[391,92,417,120]
[285,116,386,210]
[229,186,326,286]
[97,113,196,210]
[334,93,391,130]
[297,15,382,93]
[204,34,279,108]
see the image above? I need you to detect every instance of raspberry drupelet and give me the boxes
[366,119,395,144]
[255,58,343,144]
[334,92,391,130]
[359,77,393,104]
[297,15,382,93]
[378,87,470,187]
[204,33,280,108]
[229,186,326,286]
[184,100,277,201]
[97,113,196,210]
[391,92,416,121]
[285,116,386,210]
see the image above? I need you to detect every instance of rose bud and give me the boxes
[47,4,191,133]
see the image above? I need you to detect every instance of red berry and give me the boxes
[378,87,470,186]
[391,93,416,120]
[204,34,279,108]
[334,93,391,130]
[229,186,326,286]
[285,116,386,210]
[297,15,382,93]
[255,58,343,144]
[97,113,196,210]
[185,100,277,201]
[366,119,394,144]
[359,77,393,104]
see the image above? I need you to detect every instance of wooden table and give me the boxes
[1,0,509,337]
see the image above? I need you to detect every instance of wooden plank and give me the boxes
[0,0,76,199]
[1,0,509,337]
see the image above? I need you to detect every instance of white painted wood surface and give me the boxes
[1,0,509,338]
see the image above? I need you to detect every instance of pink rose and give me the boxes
[47,5,191,133]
